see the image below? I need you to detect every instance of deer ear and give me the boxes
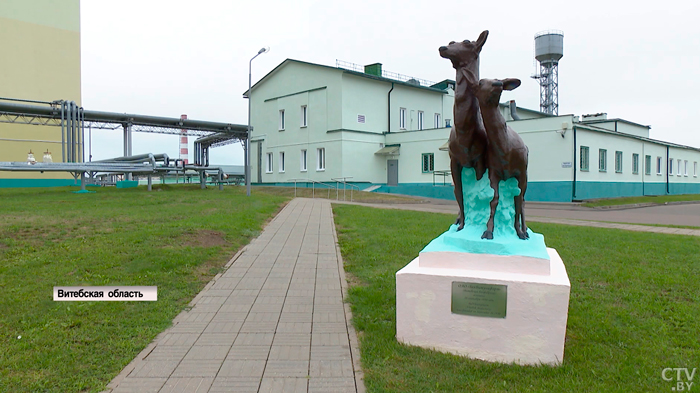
[475,30,488,51]
[502,78,521,91]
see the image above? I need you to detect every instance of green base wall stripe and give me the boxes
[252,181,700,202]
[0,179,78,188]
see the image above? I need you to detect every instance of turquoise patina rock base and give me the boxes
[421,167,549,260]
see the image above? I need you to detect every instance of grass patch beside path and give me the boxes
[0,185,287,392]
[255,186,425,204]
[583,193,700,207]
[333,204,700,392]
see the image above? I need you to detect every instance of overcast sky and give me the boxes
[81,0,700,165]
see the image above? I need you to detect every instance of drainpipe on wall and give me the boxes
[387,82,394,133]
[572,126,577,201]
[666,145,670,194]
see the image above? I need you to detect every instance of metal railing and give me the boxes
[289,178,336,199]
[331,177,360,202]
[432,170,452,186]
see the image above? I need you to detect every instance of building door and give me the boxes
[256,142,262,183]
[387,159,398,186]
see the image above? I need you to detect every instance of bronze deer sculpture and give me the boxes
[470,78,529,240]
[438,31,489,231]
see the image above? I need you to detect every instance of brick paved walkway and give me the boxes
[104,198,364,393]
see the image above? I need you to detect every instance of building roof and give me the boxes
[579,118,651,129]
[244,59,449,97]
[573,123,700,152]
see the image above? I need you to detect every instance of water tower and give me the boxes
[531,30,564,115]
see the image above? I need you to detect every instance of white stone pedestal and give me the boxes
[396,248,570,365]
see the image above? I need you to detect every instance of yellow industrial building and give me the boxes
[0,0,81,186]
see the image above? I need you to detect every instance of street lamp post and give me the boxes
[247,46,269,197]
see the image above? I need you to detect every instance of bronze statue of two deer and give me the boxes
[439,31,529,240]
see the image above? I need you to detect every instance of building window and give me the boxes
[580,146,589,171]
[300,149,307,172]
[357,114,365,123]
[657,157,662,175]
[399,108,407,130]
[279,110,285,130]
[417,111,424,130]
[645,155,651,175]
[694,161,698,177]
[615,151,623,173]
[300,105,307,127]
[434,113,441,129]
[266,153,273,173]
[599,149,607,172]
[677,159,682,176]
[684,160,688,176]
[632,153,639,174]
[279,151,285,173]
[422,153,434,173]
[669,158,674,175]
[317,148,325,171]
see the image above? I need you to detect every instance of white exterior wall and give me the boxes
[385,128,451,184]
[668,146,700,184]
[508,115,575,183]
[576,129,645,183]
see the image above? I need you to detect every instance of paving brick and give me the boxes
[239,320,278,333]
[202,289,233,297]
[218,303,253,313]
[170,360,222,378]
[195,296,227,305]
[263,360,310,378]
[169,322,208,334]
[310,345,352,360]
[218,359,266,378]
[190,304,222,313]
[208,377,260,392]
[183,345,231,361]
[226,345,270,360]
[210,312,248,322]
[203,321,243,334]
[282,303,314,313]
[259,377,308,393]
[284,296,314,306]
[174,312,216,324]
[309,359,354,378]
[234,332,274,346]
[308,377,356,393]
[195,333,237,346]
[246,312,280,322]
[159,333,198,347]
[250,302,284,313]
[228,291,259,299]
[312,332,349,347]
[145,345,190,361]
[313,304,346,314]
[276,322,312,334]
[158,377,213,393]
[210,277,241,290]
[313,312,346,323]
[110,377,166,393]
[128,359,179,378]
[279,312,313,323]
[272,333,312,346]
[287,289,315,297]
[269,345,310,361]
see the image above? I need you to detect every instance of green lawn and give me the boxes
[333,204,700,392]
[582,194,700,207]
[0,185,287,392]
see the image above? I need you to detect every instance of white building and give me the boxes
[247,59,700,202]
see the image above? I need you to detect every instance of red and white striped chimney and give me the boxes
[179,114,188,164]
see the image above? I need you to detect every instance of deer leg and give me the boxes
[482,173,500,240]
[450,159,465,231]
[517,174,529,239]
